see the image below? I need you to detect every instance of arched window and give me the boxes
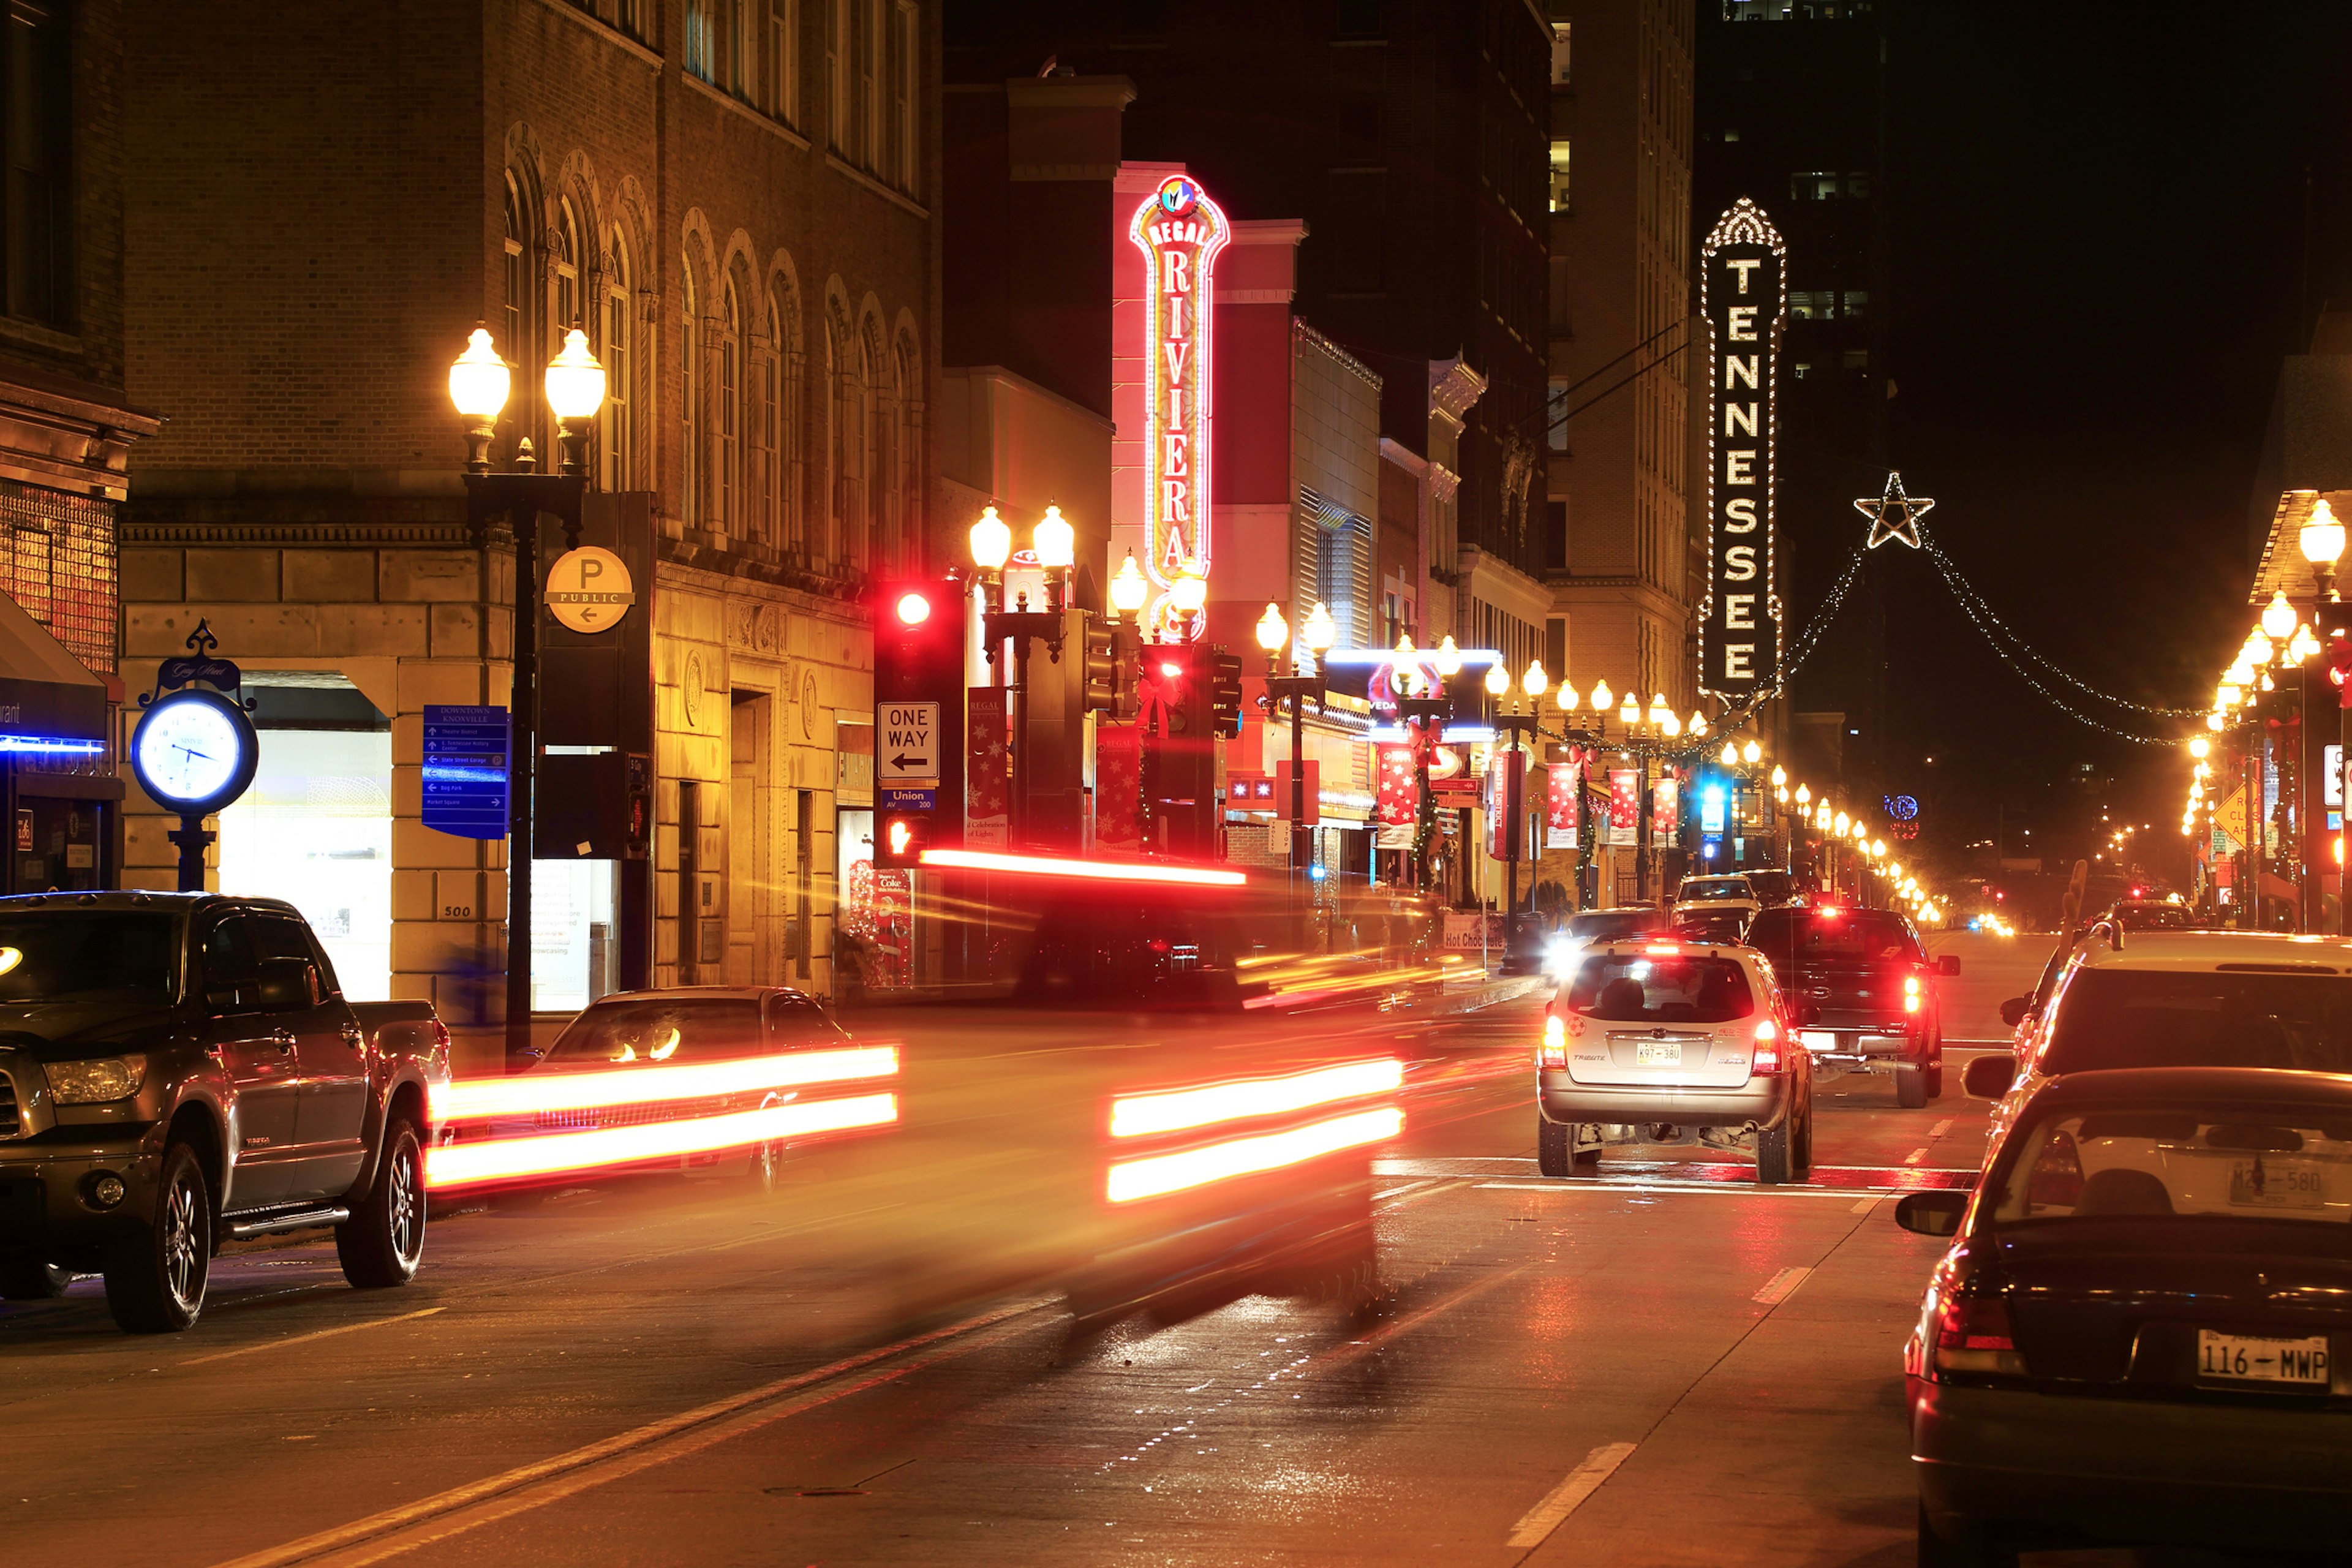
[862,317,887,572]
[771,279,804,554]
[719,277,743,533]
[826,306,856,570]
[601,230,633,491]
[756,295,780,546]
[503,173,542,459]
[553,198,582,333]
[681,261,700,527]
[894,330,920,573]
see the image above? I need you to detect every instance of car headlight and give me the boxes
[45,1055,148,1105]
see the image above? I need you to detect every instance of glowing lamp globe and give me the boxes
[2188,736,2210,759]
[1619,693,1640,726]
[1659,709,1681,738]
[1302,600,1337,653]
[1170,569,1208,614]
[1795,783,1810,805]
[1646,693,1670,728]
[543,328,607,421]
[2302,498,2345,567]
[1110,552,1148,616]
[1690,712,1709,739]
[1255,602,1289,654]
[1434,636,1462,678]
[1743,740,1762,764]
[2261,590,2297,643]
[968,507,1012,571]
[1523,661,1549,699]
[1558,682,1581,711]
[1589,678,1614,713]
[448,327,511,421]
[1834,810,1850,835]
[1484,663,1510,698]
[1871,838,1887,858]
[1033,505,1076,569]
[1721,742,1739,767]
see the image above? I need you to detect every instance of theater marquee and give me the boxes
[1698,198,1786,701]
[1129,172,1229,642]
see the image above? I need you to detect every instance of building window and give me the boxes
[1545,615,1567,676]
[502,175,541,459]
[771,280,802,551]
[893,330,919,573]
[1789,171,1840,202]
[1550,21,1570,85]
[1548,140,1571,213]
[2,0,67,328]
[1841,289,1869,318]
[756,328,779,546]
[861,318,886,570]
[1546,380,1569,452]
[731,0,759,100]
[719,278,743,533]
[893,2,919,192]
[1787,288,1835,320]
[767,0,799,124]
[681,263,700,527]
[552,198,582,332]
[1545,499,1567,573]
[1334,0,1382,38]
[601,232,633,490]
[1841,347,1869,372]
[685,0,715,81]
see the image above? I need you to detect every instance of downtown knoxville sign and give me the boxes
[1129,172,1230,643]
[1698,198,1787,703]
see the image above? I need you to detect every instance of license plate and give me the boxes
[2197,1330,2331,1385]
[1800,1031,1838,1051]
[1635,1040,1682,1067]
[2230,1158,2326,1208]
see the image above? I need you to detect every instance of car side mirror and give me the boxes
[1961,1052,2020,1099]
[1937,954,1961,976]
[252,958,315,1012]
[205,984,248,1015]
[1893,1190,1967,1237]
[1800,1003,1822,1027]
[1997,996,2029,1028]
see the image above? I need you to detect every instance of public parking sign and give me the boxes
[423,705,510,839]
[878,701,939,783]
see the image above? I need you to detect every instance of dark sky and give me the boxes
[1854,1,2352,886]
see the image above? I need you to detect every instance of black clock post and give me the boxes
[130,620,261,892]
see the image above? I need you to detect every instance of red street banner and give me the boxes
[1376,744,1417,826]
[1651,777,1680,839]
[1095,721,1140,853]
[1547,759,1581,849]
[966,686,1009,848]
[1487,748,1526,861]
[1608,767,1640,845]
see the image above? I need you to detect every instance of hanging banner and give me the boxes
[1546,760,1581,850]
[1129,172,1231,642]
[1608,768,1640,847]
[1376,744,1417,826]
[1652,777,1681,840]
[1486,749,1526,861]
[965,687,1009,848]
[1095,721,1141,853]
[1698,198,1786,701]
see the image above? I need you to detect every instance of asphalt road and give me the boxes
[10,937,2214,1568]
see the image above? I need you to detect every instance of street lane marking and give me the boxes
[207,1298,1049,1568]
[1752,1266,1812,1306]
[1477,1181,1909,1202]
[1929,1119,1952,1137]
[1902,1147,1927,1165]
[1506,1441,1638,1548]
[180,1307,445,1369]
[1850,1196,1878,1215]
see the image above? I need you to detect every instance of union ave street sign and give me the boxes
[878,701,939,783]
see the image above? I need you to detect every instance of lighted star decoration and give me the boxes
[1856,470,1933,550]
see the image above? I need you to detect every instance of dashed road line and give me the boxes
[1902,1147,1928,1165]
[181,1306,445,1369]
[1752,1266,1812,1306]
[1506,1442,1639,1548]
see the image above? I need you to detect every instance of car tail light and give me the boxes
[1751,1017,1782,1073]
[1904,973,1923,1014]
[1930,1292,2027,1381]
[1643,942,1681,955]
[2026,1128,2084,1210]
[1539,1013,1567,1068]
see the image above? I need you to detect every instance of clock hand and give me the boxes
[175,743,216,763]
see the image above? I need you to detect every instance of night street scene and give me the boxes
[11,2,2352,1566]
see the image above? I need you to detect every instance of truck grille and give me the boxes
[0,1073,18,1137]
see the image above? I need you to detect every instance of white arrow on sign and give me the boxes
[877,702,939,783]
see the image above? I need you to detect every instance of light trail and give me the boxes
[1106,1105,1404,1203]
[1109,1058,1403,1139]
[423,1093,898,1189]
[428,1046,899,1123]
[918,847,1246,888]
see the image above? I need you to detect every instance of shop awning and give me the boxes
[0,590,105,747]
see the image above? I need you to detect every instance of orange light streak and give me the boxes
[1109,1058,1403,1139]
[428,1045,899,1123]
[918,847,1246,888]
[422,1092,899,1189]
[1106,1105,1404,1203]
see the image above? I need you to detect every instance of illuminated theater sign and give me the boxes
[1129,172,1230,641]
[1698,198,1786,701]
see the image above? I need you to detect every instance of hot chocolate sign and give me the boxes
[1129,173,1230,641]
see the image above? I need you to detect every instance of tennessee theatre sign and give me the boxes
[1130,172,1231,641]
[1697,198,1786,701]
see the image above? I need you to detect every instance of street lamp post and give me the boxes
[1392,634,1457,896]
[1487,660,1547,930]
[1257,600,1336,922]
[968,504,1076,848]
[449,325,605,1069]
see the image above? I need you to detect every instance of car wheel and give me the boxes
[336,1117,426,1289]
[0,1251,72,1300]
[1570,1128,1600,1174]
[1923,1060,1944,1101]
[1537,1114,1572,1177]
[1895,1065,1929,1109]
[1756,1120,1793,1185]
[103,1140,211,1333]
[1794,1097,1816,1178]
[1917,1502,2017,1567]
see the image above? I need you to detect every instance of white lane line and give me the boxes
[1851,1196,1879,1215]
[1902,1147,1928,1166]
[1506,1441,1639,1548]
[1752,1266,1812,1306]
[180,1307,445,1369]
[1374,1178,1436,1201]
[1475,1181,1883,1202]
[1929,1119,1952,1137]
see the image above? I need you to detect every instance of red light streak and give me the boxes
[1110,1058,1402,1139]
[1107,1106,1403,1203]
[423,1092,899,1189]
[429,1045,899,1124]
[918,848,1246,888]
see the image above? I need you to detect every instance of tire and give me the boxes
[1793,1096,1816,1178]
[0,1251,71,1300]
[1757,1120,1793,1185]
[1571,1136,1600,1174]
[1923,1061,1945,1101]
[1896,1065,1929,1109]
[1537,1115,1572,1176]
[103,1140,211,1333]
[337,1118,426,1289]
[1917,1502,2017,1568]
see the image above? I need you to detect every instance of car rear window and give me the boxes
[2040,969,2352,1075]
[1747,907,1920,968]
[1566,954,1756,1023]
[547,1000,768,1063]
[1991,1104,2352,1229]
[1679,879,1751,902]
[1567,910,1663,941]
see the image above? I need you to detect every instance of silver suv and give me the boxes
[1537,937,1815,1183]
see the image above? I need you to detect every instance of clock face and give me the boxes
[134,693,252,809]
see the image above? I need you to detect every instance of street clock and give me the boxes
[131,687,258,815]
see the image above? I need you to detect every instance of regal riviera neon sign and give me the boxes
[1697,197,1786,701]
[1130,172,1230,641]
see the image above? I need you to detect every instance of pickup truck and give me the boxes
[1747,903,1955,1107]
[0,891,447,1332]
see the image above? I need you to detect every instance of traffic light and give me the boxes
[873,578,967,867]
[1207,650,1244,738]
[876,812,931,869]
[1081,615,1121,716]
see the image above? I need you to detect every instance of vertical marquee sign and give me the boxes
[1698,198,1787,701]
[1130,172,1231,641]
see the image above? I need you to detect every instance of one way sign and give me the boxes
[877,702,939,783]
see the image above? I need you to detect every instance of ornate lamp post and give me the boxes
[968,503,1077,848]
[1259,599,1336,895]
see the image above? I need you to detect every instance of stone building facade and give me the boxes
[117,0,936,1023]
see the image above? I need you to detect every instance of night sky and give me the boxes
[1836,2,2352,889]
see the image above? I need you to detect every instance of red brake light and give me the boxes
[1929,1293,2024,1381]
[1643,942,1681,956]
[1751,1017,1781,1073]
[1904,973,1923,1013]
[1539,1014,1567,1068]
[894,590,931,625]
[1816,906,1842,919]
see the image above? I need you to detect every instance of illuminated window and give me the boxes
[685,0,714,81]
[1550,21,1570,85]
[1841,289,1869,319]
[1787,289,1835,320]
[602,232,633,490]
[1548,140,1572,213]
[682,263,700,527]
[720,277,743,533]
[1790,172,1840,201]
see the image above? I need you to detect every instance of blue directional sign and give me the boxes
[423,705,510,839]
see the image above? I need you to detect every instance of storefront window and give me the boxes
[217,728,393,1000]
[532,857,619,1014]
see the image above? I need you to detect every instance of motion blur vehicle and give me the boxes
[1542,904,1676,981]
[1896,1068,2352,1566]
[1742,869,1800,908]
[1673,904,1751,948]
[1536,937,1814,1183]
[1968,929,2352,1154]
[0,893,447,1332]
[1673,873,1762,928]
[2101,897,2195,932]
[1749,903,1953,1107]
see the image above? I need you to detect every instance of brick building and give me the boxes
[117,0,937,1019]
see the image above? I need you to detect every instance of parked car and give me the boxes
[1896,1067,2352,1565]
[1966,927,2352,1155]
[1748,902,1954,1107]
[0,892,447,1332]
[1536,936,1814,1183]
